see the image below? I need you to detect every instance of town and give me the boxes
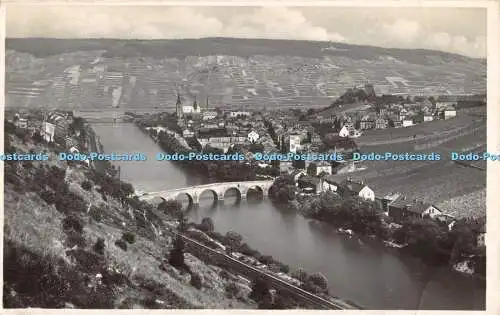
[3,33,488,310]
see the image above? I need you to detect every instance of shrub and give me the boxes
[93,238,105,255]
[190,273,202,289]
[122,232,136,244]
[115,239,128,251]
[40,190,56,205]
[81,180,93,191]
[65,231,86,249]
[62,215,84,234]
[308,272,328,291]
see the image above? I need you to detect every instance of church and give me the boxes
[176,94,202,119]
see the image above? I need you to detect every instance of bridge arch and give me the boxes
[223,186,243,204]
[174,193,194,209]
[198,189,219,206]
[245,185,265,200]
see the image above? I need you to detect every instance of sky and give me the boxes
[6,5,487,58]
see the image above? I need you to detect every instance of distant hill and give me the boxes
[5,37,487,110]
[6,37,486,66]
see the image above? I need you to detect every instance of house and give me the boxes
[375,118,388,129]
[291,170,307,183]
[444,107,457,120]
[308,161,332,176]
[16,118,28,129]
[202,111,218,121]
[402,119,413,127]
[286,134,302,153]
[477,222,486,247]
[182,129,195,138]
[338,179,375,201]
[321,175,343,192]
[387,196,442,223]
[248,130,260,143]
[279,161,294,174]
[423,115,434,122]
[297,176,322,194]
[435,101,457,110]
[41,122,56,143]
[339,126,350,137]
[393,120,403,128]
[360,119,375,130]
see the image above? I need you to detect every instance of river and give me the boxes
[92,123,486,310]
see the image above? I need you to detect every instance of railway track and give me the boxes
[165,226,360,310]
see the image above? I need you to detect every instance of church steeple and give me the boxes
[176,93,183,118]
[193,98,198,111]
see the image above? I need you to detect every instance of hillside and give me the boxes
[2,125,256,309]
[5,37,486,110]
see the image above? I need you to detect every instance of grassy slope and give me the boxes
[3,135,254,309]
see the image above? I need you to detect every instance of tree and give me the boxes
[308,272,328,291]
[169,236,185,268]
[249,279,270,302]
[158,199,183,217]
[225,231,243,253]
[199,217,214,233]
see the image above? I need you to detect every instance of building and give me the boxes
[375,118,388,129]
[338,179,375,201]
[435,101,457,110]
[248,130,260,143]
[175,94,184,119]
[229,111,251,118]
[16,118,28,129]
[287,134,302,153]
[387,196,442,223]
[182,129,195,138]
[279,160,294,174]
[202,111,218,121]
[42,122,56,143]
[402,120,413,127]
[423,115,434,122]
[183,99,202,115]
[339,126,350,137]
[307,161,332,176]
[360,119,375,130]
[444,107,457,120]
[297,176,322,194]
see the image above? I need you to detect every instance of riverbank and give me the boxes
[281,189,486,278]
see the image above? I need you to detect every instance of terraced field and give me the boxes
[350,114,486,218]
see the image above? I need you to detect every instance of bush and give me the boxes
[93,238,105,255]
[308,272,328,291]
[122,232,136,244]
[65,231,86,249]
[115,239,128,251]
[62,215,84,234]
[81,180,93,191]
[190,273,202,289]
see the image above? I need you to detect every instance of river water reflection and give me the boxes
[93,123,485,310]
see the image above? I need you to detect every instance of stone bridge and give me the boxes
[138,180,275,206]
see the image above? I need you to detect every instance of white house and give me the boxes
[42,122,55,143]
[339,126,350,137]
[203,111,218,121]
[402,120,413,127]
[229,111,251,118]
[248,130,260,143]
[423,115,434,122]
[287,134,302,153]
[444,107,457,120]
[182,129,195,138]
[339,179,375,201]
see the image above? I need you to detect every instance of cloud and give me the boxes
[6,5,485,58]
